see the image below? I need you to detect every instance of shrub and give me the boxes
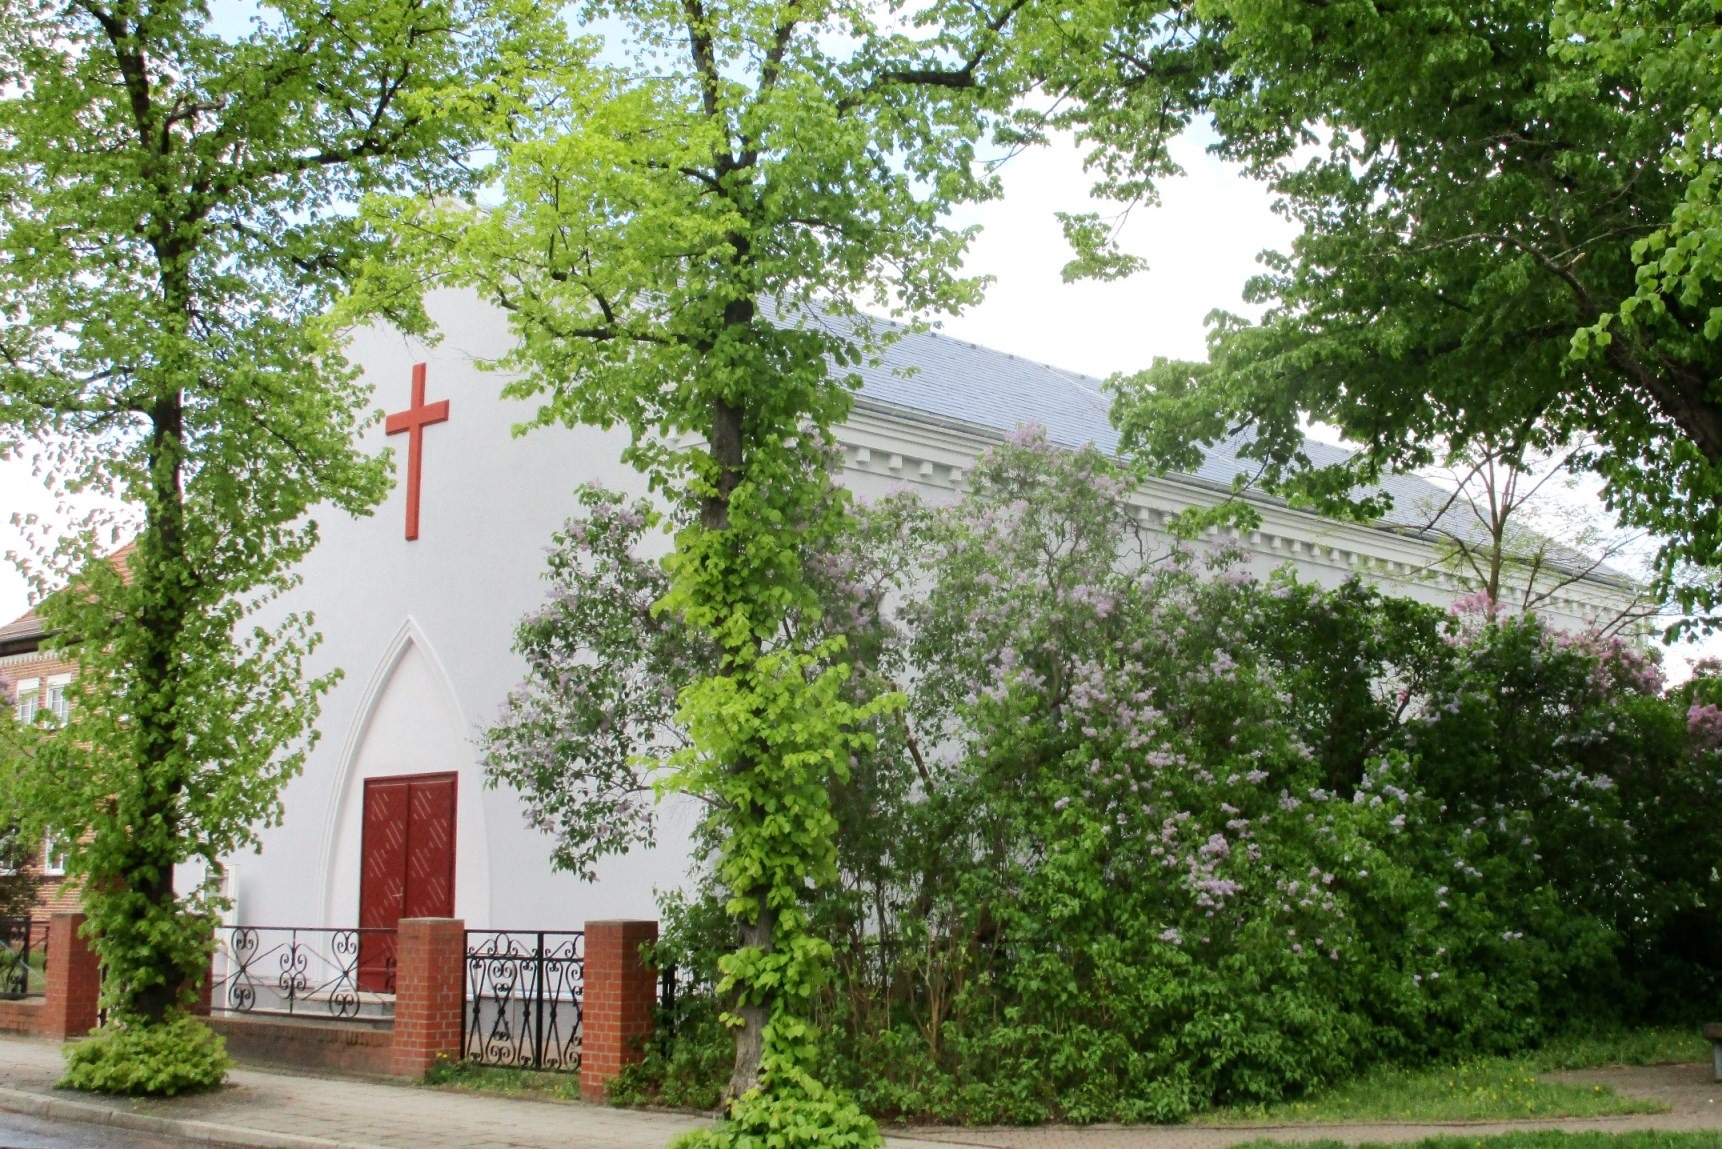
[494,428,1722,1123]
[60,1013,231,1096]
[670,1077,879,1149]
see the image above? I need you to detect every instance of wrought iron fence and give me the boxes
[210,925,396,1021]
[653,961,706,1054]
[0,917,45,1000]
[463,929,584,1072]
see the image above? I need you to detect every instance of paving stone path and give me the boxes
[1,1034,1718,1149]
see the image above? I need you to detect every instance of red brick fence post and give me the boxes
[40,912,101,1040]
[390,917,466,1077]
[579,919,658,1102]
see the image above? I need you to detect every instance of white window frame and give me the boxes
[43,673,71,724]
[13,677,39,724]
[40,837,65,878]
[0,824,19,877]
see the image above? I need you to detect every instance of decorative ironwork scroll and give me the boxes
[463,930,584,1072]
[0,917,44,1000]
[211,926,396,1020]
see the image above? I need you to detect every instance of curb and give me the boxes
[0,1084,386,1149]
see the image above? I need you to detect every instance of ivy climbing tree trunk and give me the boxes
[128,395,192,1023]
[373,0,1038,1132]
[698,389,777,1096]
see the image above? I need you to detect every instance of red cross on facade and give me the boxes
[385,363,450,541]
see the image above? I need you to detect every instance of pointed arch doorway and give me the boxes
[357,772,457,992]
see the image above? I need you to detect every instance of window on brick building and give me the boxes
[13,678,38,723]
[40,838,65,878]
[43,674,70,723]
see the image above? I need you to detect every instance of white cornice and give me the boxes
[0,650,61,671]
[835,399,1638,622]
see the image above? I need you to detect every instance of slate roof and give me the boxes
[0,611,45,658]
[846,317,1628,587]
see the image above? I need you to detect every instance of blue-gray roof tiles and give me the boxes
[846,317,1624,586]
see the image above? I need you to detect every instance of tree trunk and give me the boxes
[703,395,745,530]
[726,899,776,1097]
[707,385,769,1094]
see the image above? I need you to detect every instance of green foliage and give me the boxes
[609,1001,734,1113]
[1211,1060,1661,1125]
[1523,1028,1713,1073]
[688,1080,880,1149]
[0,0,559,1032]
[1045,0,1722,623]
[528,432,1722,1124]
[59,1014,231,1097]
[1556,3,1722,360]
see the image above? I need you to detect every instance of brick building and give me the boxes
[0,608,81,919]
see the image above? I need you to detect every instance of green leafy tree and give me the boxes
[373,0,1026,1134]
[0,0,553,1079]
[1046,0,1722,615]
[0,826,41,924]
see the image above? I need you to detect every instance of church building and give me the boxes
[8,291,1640,938]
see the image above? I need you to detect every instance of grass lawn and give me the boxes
[421,1059,584,1103]
[1209,1028,1707,1126]
[423,1026,1712,1126]
[1236,1135,1722,1149]
[1208,1061,1663,1124]
[1524,1028,1711,1071]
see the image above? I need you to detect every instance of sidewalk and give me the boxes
[0,1033,1717,1149]
[0,1035,959,1149]
[0,1034,703,1149]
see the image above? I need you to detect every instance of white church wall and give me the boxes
[228,289,1641,934]
[238,291,697,932]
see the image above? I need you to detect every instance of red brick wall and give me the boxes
[39,912,99,1040]
[210,1016,395,1077]
[2,647,84,921]
[389,917,465,1078]
[579,919,658,1102]
[0,998,41,1036]
[31,873,82,917]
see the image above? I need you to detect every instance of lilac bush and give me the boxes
[481,486,712,879]
[491,431,1722,1122]
[819,430,1720,1119]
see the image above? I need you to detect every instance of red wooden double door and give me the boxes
[357,772,456,992]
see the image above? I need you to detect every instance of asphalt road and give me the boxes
[0,1110,181,1149]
